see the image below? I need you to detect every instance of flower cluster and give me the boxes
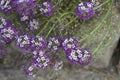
[76,2,95,20]
[23,54,50,77]
[13,0,39,31]
[28,19,41,31]
[0,0,97,78]
[48,37,61,52]
[0,0,12,12]
[23,49,50,77]
[16,34,31,50]
[52,56,63,71]
[0,1,54,31]
[35,55,50,69]
[23,61,38,77]
[16,35,49,77]
[31,36,47,50]
[0,17,18,43]
[38,1,54,17]
[66,48,92,66]
[62,37,79,51]
[13,0,37,16]
[62,37,92,66]
[16,35,92,77]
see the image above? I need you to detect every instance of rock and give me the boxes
[90,8,120,68]
[75,8,120,68]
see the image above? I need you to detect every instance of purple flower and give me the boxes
[65,48,92,66]
[0,0,12,12]
[38,1,54,17]
[66,47,83,63]
[28,19,41,31]
[20,15,30,23]
[76,2,95,20]
[0,26,17,42]
[52,56,63,71]
[0,17,11,30]
[62,37,79,51]
[35,55,50,69]
[14,0,37,25]
[78,49,92,66]
[53,61,63,71]
[31,36,47,50]
[16,34,31,50]
[14,0,37,16]
[23,61,38,78]
[48,37,61,52]
[0,18,19,38]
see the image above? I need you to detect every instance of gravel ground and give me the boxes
[0,64,120,80]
